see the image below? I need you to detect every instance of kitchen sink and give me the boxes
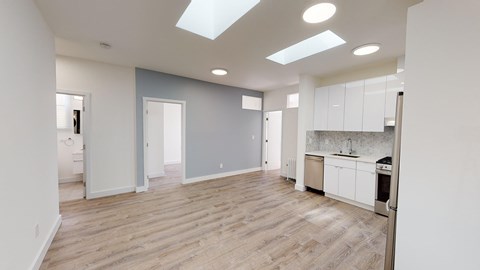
[331,153,360,158]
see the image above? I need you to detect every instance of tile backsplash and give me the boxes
[306,127,394,157]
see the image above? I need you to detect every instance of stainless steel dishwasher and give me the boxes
[304,155,324,191]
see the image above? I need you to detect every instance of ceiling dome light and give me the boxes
[352,43,381,56]
[303,3,336,24]
[211,68,228,76]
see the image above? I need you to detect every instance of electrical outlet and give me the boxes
[220,163,223,169]
[35,224,39,238]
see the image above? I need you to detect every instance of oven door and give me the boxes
[375,169,391,216]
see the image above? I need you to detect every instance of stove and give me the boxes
[375,156,392,216]
[376,156,392,171]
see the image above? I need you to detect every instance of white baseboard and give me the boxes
[87,186,135,199]
[184,167,262,184]
[295,184,306,191]
[31,215,62,270]
[136,186,148,193]
[164,160,181,165]
[325,193,374,212]
[147,171,165,179]
[59,175,82,183]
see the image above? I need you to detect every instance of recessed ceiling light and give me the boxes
[352,44,381,56]
[100,42,111,49]
[303,3,336,24]
[211,68,228,76]
[267,30,346,65]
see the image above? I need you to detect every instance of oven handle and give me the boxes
[376,169,392,176]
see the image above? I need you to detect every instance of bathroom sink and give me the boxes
[331,153,360,158]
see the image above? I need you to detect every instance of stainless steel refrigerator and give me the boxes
[384,91,404,270]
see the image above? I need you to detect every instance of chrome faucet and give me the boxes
[347,138,353,154]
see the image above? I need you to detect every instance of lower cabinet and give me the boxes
[324,157,376,209]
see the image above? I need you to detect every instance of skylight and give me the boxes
[176,0,260,40]
[266,30,346,65]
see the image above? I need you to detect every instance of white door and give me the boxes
[265,111,282,170]
[344,80,364,131]
[314,86,329,130]
[355,170,376,206]
[146,101,165,179]
[338,167,356,200]
[363,76,386,132]
[324,164,339,195]
[327,83,346,131]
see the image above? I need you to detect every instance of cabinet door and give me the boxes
[344,80,364,131]
[363,76,386,132]
[338,167,356,200]
[324,165,339,195]
[314,87,329,130]
[355,170,376,206]
[385,73,404,120]
[327,83,346,131]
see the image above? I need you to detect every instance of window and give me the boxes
[56,94,72,129]
[286,93,299,108]
[242,95,262,111]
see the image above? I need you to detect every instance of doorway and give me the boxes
[143,98,186,190]
[263,111,282,171]
[55,91,90,202]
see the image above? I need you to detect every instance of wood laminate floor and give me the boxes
[42,169,387,270]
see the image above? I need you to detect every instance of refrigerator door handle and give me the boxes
[386,199,390,212]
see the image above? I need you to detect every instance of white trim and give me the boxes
[31,215,62,270]
[56,89,92,199]
[59,175,82,183]
[136,186,148,193]
[147,171,165,178]
[295,184,307,191]
[164,160,181,165]
[184,167,262,184]
[143,97,187,189]
[88,186,135,199]
[325,193,375,212]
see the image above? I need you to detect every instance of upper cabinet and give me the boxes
[327,84,346,131]
[314,86,329,130]
[385,73,405,121]
[363,76,386,132]
[344,80,364,131]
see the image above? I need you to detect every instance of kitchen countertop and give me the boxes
[305,151,383,163]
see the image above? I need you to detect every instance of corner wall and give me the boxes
[56,56,136,197]
[0,1,60,269]
[135,68,263,185]
[395,1,480,269]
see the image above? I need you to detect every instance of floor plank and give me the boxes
[41,167,387,270]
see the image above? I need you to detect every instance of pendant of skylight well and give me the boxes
[176,0,260,40]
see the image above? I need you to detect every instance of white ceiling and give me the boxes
[36,0,421,91]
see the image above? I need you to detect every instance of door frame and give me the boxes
[143,97,186,189]
[262,110,283,171]
[56,89,92,199]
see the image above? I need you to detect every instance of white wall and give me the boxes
[164,103,181,164]
[57,95,84,182]
[0,1,60,269]
[264,85,299,177]
[56,56,136,197]
[147,101,165,177]
[395,1,480,269]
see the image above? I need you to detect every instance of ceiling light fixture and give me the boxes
[99,42,111,49]
[211,68,228,76]
[303,2,336,24]
[352,43,381,56]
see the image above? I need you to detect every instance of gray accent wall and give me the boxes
[136,68,263,186]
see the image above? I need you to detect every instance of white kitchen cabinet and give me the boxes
[314,86,329,130]
[355,162,376,206]
[385,73,405,120]
[338,167,356,200]
[324,164,339,195]
[327,83,346,131]
[363,76,386,132]
[344,80,364,131]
